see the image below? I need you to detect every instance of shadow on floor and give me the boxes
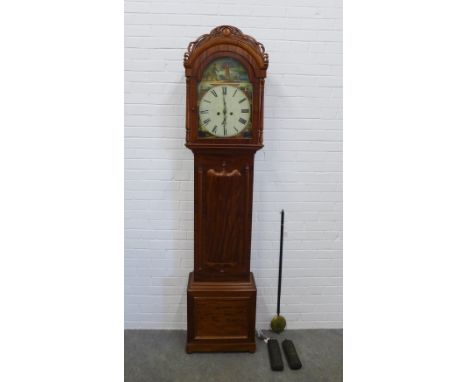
[125,329,342,382]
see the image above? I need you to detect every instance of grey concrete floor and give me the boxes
[125,329,342,382]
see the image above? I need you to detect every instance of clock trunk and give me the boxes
[193,150,255,282]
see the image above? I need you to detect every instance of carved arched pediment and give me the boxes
[184,25,268,76]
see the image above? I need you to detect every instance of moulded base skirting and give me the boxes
[186,341,256,353]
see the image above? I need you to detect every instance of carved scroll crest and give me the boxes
[183,25,269,70]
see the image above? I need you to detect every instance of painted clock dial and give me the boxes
[198,85,251,137]
[197,57,253,138]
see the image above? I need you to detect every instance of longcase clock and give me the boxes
[183,25,268,353]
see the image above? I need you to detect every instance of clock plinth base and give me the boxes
[186,272,257,353]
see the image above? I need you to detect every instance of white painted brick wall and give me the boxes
[125,0,342,329]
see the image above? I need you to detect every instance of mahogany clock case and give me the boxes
[183,26,268,353]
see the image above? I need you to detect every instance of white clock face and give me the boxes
[198,85,251,138]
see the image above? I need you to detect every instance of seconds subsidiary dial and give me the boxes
[199,85,251,138]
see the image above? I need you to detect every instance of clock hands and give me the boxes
[222,88,227,134]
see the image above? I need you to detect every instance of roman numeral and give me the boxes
[224,126,227,136]
[239,98,246,103]
[210,89,217,97]
[200,110,208,114]
[222,87,227,95]
[212,125,217,133]
[238,117,247,125]
[203,118,211,125]
[233,89,238,97]
[203,99,211,103]
[233,126,238,132]
[241,109,249,113]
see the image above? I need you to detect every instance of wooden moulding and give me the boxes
[186,272,257,353]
